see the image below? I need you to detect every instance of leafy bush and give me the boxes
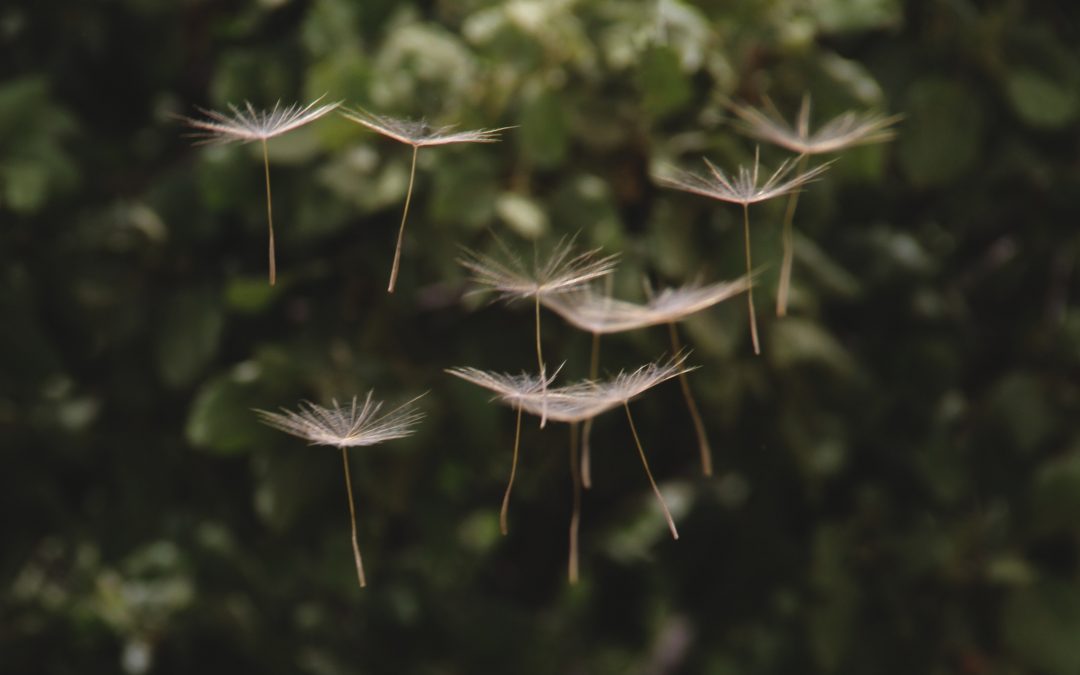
[4,1,1080,673]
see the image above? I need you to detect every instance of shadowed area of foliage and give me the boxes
[3,1,1080,673]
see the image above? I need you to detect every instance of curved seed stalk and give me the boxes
[387,145,419,293]
[776,153,809,316]
[568,422,582,584]
[341,448,366,588]
[624,402,678,540]
[262,140,276,286]
[580,331,601,488]
[535,294,548,427]
[742,204,760,355]
[499,406,524,535]
[668,322,712,475]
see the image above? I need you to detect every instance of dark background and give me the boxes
[4,0,1080,673]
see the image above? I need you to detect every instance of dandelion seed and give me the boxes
[446,367,560,536]
[542,277,751,334]
[448,353,691,563]
[729,95,901,316]
[459,236,618,426]
[180,96,341,285]
[729,94,902,156]
[256,392,425,588]
[511,354,693,427]
[543,276,750,478]
[567,421,583,584]
[656,149,830,354]
[460,236,620,303]
[340,107,513,292]
[514,355,690,540]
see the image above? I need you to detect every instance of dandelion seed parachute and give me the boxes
[339,107,513,292]
[727,95,901,315]
[447,354,691,582]
[256,392,425,588]
[179,96,341,285]
[656,150,830,354]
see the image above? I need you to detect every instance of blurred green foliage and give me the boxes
[3,0,1080,673]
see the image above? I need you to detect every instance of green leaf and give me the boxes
[371,23,476,110]
[806,0,901,34]
[430,152,498,231]
[768,317,857,376]
[186,362,271,455]
[0,77,78,214]
[520,91,569,168]
[794,232,862,301]
[208,51,292,106]
[494,192,548,240]
[986,373,1055,454]
[807,524,857,670]
[0,77,75,141]
[300,0,364,57]
[550,174,624,248]
[1003,581,1080,674]
[263,126,324,165]
[252,448,324,533]
[1030,449,1080,534]
[897,78,983,187]
[225,277,277,314]
[156,288,225,388]
[1,160,50,214]
[196,147,253,212]
[818,52,886,105]
[647,200,697,279]
[602,482,693,563]
[1005,68,1079,130]
[638,46,692,118]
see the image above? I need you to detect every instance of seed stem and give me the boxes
[568,422,582,584]
[776,153,809,317]
[388,144,419,293]
[499,406,524,535]
[535,293,548,427]
[340,448,366,588]
[262,139,276,286]
[624,402,678,540]
[743,203,760,355]
[581,331,601,488]
[668,323,712,476]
